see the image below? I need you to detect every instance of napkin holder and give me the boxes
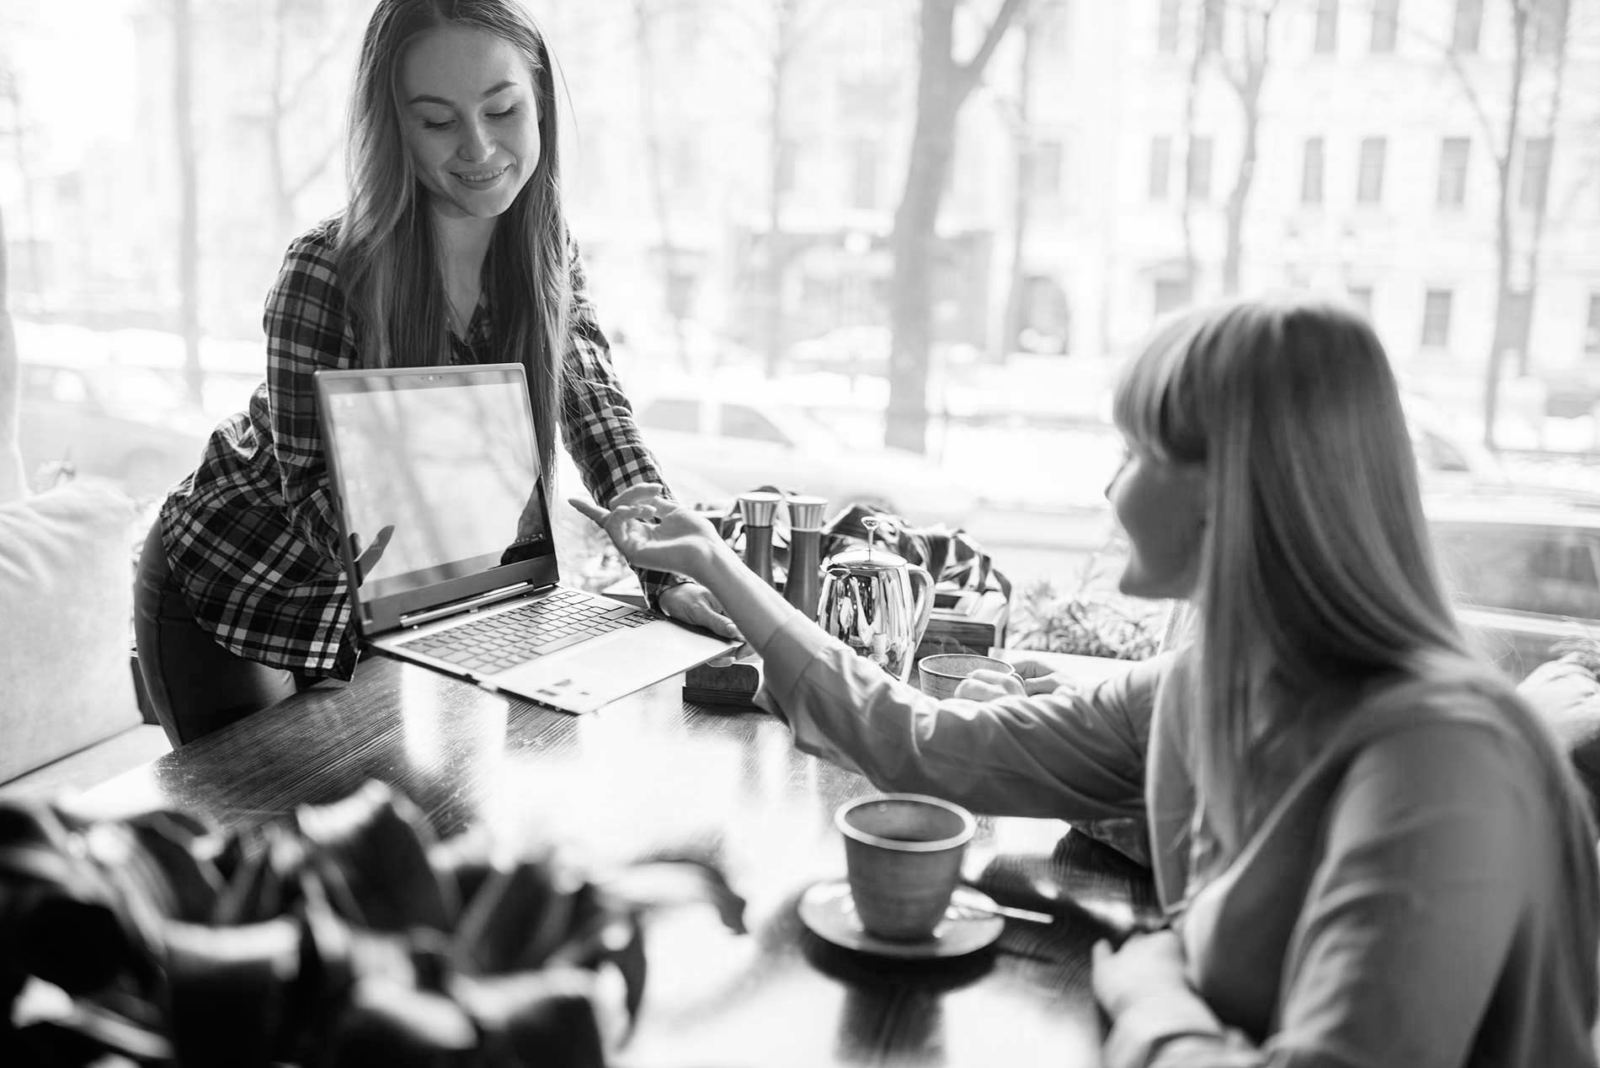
[914,584,1010,662]
[683,649,763,710]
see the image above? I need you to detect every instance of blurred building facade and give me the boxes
[2,0,1597,409]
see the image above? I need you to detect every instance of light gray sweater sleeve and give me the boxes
[753,613,1160,819]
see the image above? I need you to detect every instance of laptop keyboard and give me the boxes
[398,589,650,675]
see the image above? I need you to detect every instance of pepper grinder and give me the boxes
[783,495,828,622]
[736,491,784,587]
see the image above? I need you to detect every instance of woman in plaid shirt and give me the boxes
[134,0,736,746]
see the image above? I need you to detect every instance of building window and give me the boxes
[1033,139,1065,199]
[1148,136,1172,200]
[1154,278,1193,318]
[1422,288,1454,348]
[1348,285,1375,316]
[1370,0,1399,53]
[668,137,700,196]
[1202,0,1225,52]
[1502,289,1533,362]
[1519,136,1552,212]
[1357,136,1387,205]
[849,138,878,211]
[1531,0,1569,56]
[1040,0,1072,51]
[1585,292,1600,358]
[1156,0,1180,53]
[1436,137,1470,208]
[1314,0,1340,54]
[1187,136,1214,202]
[1301,137,1325,205]
[777,139,798,197]
[836,76,894,124]
[1452,0,1483,53]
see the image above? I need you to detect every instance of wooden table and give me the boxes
[79,655,1158,1068]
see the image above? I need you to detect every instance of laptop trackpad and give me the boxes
[491,622,735,714]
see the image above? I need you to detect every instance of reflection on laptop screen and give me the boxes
[323,378,548,601]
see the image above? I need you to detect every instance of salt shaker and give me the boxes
[783,495,828,622]
[737,491,784,587]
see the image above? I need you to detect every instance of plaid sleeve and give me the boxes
[264,225,355,563]
[557,239,687,607]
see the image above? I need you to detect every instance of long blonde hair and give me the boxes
[337,0,569,481]
[1113,297,1472,841]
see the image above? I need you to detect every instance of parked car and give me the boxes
[17,355,215,497]
[633,389,982,527]
[1403,395,1512,493]
[1427,491,1600,679]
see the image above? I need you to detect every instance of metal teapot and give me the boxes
[817,517,933,682]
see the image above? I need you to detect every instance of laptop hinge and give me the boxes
[398,581,544,629]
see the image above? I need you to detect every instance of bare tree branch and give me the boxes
[958,0,1031,97]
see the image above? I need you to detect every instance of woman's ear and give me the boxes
[1179,463,1210,530]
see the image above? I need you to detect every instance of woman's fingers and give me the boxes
[569,497,608,524]
[967,668,1025,696]
[659,583,743,640]
[570,498,653,528]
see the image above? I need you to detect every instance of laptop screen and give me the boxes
[317,365,555,613]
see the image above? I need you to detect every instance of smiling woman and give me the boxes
[130,0,736,749]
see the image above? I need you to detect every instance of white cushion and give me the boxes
[0,480,141,784]
[0,312,24,504]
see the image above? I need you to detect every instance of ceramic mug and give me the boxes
[836,793,976,941]
[917,653,1022,701]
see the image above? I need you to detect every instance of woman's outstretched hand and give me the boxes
[569,483,725,586]
[573,483,797,654]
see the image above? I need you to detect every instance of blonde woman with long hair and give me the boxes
[136,0,736,747]
[578,297,1600,1066]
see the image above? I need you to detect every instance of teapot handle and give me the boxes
[907,563,934,653]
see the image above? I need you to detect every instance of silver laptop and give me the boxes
[314,363,737,713]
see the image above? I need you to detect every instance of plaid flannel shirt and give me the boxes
[159,217,683,680]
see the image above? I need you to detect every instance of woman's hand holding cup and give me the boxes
[956,658,1078,700]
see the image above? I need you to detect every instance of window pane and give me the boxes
[1202,0,1224,52]
[1422,288,1454,347]
[1315,0,1340,54]
[1437,136,1470,207]
[1301,137,1325,205]
[850,138,878,211]
[1453,0,1483,52]
[1532,0,1569,56]
[1033,139,1064,199]
[1157,0,1180,53]
[1587,292,1600,357]
[1187,136,1213,202]
[1357,136,1386,204]
[777,139,798,197]
[1154,278,1192,317]
[1148,136,1171,200]
[1520,136,1552,212]
[1503,289,1533,359]
[1370,0,1399,53]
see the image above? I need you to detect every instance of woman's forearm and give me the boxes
[692,541,803,652]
